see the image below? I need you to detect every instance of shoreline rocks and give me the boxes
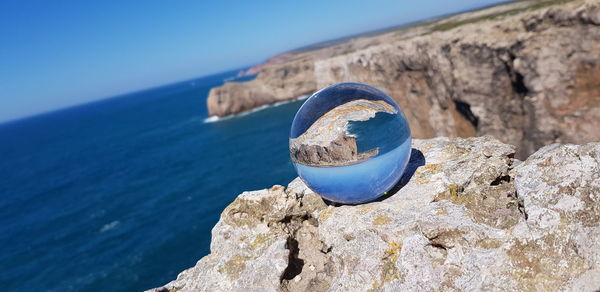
[149,136,600,291]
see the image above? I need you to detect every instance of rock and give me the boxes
[510,142,600,291]
[206,0,600,158]
[149,136,600,291]
[207,57,316,117]
[290,135,376,167]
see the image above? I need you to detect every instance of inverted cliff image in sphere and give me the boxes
[290,83,412,204]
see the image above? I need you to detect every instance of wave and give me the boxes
[203,95,309,123]
[99,220,120,233]
[203,116,222,123]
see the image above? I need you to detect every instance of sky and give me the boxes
[0,0,506,123]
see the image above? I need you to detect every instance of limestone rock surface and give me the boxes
[149,136,600,291]
[207,0,600,158]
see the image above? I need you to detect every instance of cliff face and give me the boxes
[206,57,316,117]
[150,136,600,291]
[290,135,376,167]
[207,0,600,158]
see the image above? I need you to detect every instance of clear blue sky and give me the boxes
[0,0,505,123]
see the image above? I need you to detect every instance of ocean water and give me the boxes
[348,111,411,154]
[0,69,304,291]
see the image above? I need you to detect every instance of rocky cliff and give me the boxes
[207,0,600,158]
[150,136,600,291]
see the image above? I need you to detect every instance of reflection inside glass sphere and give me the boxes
[290,83,412,204]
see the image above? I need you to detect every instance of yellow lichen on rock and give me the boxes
[369,242,403,291]
[384,242,402,263]
[319,206,336,222]
[373,214,393,226]
[413,163,443,184]
[218,255,250,280]
[250,234,269,250]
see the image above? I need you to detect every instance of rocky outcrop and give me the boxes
[207,0,600,158]
[150,136,600,291]
[290,135,376,167]
[207,57,316,117]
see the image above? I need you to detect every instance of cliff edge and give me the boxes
[207,0,600,158]
[150,136,600,291]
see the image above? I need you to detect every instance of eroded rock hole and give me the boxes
[281,237,304,281]
[428,242,448,251]
[454,100,479,129]
[512,71,529,96]
[490,175,511,186]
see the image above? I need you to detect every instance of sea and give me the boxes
[0,69,306,291]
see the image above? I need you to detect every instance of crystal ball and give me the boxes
[290,83,412,204]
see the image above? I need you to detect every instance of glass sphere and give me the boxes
[290,83,412,204]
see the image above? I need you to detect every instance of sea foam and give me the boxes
[203,95,308,123]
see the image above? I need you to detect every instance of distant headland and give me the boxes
[206,0,600,159]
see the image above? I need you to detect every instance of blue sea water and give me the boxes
[0,69,303,291]
[348,111,411,155]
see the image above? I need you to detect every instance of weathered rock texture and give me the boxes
[207,0,600,158]
[290,135,377,167]
[150,136,600,291]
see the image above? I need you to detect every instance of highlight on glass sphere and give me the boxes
[289,82,412,204]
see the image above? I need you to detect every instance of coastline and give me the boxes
[203,95,308,123]
[204,0,600,159]
[153,0,600,290]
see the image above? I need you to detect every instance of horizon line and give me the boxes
[0,66,247,126]
[1,0,513,126]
